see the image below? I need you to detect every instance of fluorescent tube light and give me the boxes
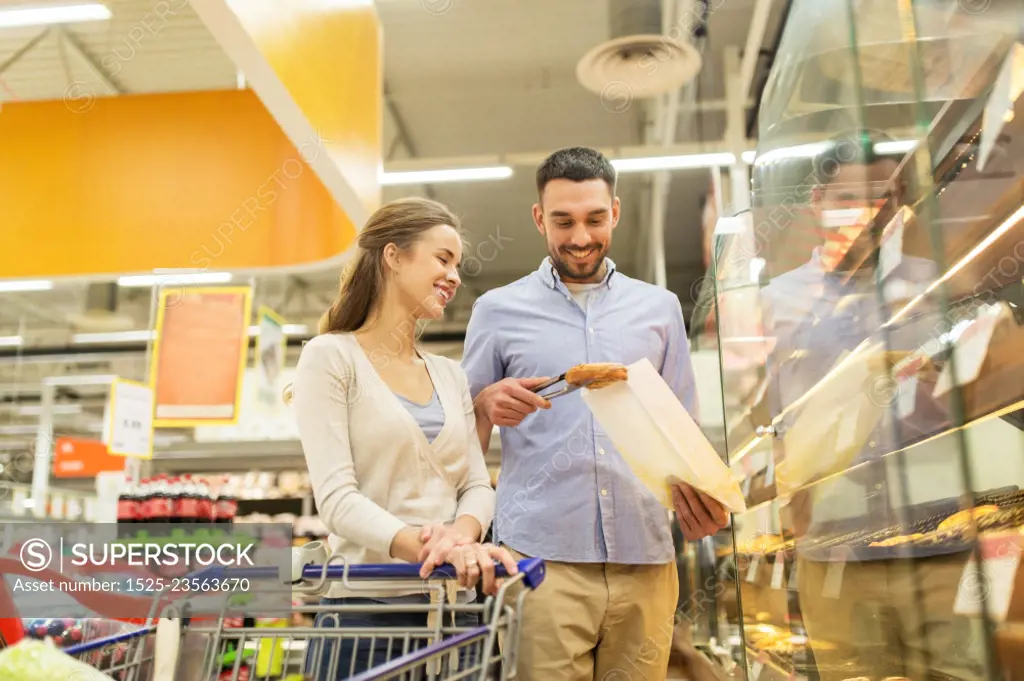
[0,425,40,436]
[0,280,53,293]
[0,336,23,348]
[753,142,830,166]
[0,3,111,28]
[380,166,514,186]
[17,404,82,416]
[874,139,919,155]
[248,324,309,336]
[72,330,155,344]
[612,153,736,172]
[117,272,232,287]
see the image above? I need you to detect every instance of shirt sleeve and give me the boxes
[461,295,505,399]
[453,366,496,535]
[661,293,700,424]
[291,337,407,556]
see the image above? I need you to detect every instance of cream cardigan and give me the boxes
[291,332,495,597]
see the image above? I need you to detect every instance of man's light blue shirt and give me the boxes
[461,257,699,565]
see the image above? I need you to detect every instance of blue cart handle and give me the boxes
[302,557,545,590]
[189,557,545,590]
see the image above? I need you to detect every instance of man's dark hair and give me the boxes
[811,128,903,185]
[536,146,617,198]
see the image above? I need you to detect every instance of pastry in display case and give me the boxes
[695,0,1024,679]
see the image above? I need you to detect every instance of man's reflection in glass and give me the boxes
[754,131,981,681]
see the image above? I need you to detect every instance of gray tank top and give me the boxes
[394,390,445,443]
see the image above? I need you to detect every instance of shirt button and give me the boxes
[589,328,595,334]
[598,448,605,456]
[601,489,608,496]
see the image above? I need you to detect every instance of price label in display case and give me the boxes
[105,378,155,459]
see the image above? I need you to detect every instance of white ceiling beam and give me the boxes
[738,0,773,99]
[57,27,122,95]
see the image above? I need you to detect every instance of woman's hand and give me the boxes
[417,524,475,578]
[447,543,519,596]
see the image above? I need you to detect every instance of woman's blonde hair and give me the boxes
[283,197,461,404]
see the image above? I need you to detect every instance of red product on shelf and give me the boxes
[176,475,200,523]
[146,475,172,524]
[215,491,238,525]
[196,478,216,523]
[116,483,139,524]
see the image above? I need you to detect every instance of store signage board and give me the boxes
[105,378,155,459]
[52,437,127,478]
[254,305,287,415]
[150,286,253,427]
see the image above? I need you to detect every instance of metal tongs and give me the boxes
[530,372,589,400]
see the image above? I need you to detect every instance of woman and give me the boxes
[289,197,517,679]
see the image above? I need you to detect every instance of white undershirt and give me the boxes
[564,281,603,311]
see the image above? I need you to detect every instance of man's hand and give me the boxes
[475,377,552,427]
[672,483,729,540]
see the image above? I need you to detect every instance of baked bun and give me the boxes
[869,533,924,547]
[938,505,999,533]
[566,362,628,389]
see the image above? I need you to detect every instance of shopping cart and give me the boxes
[60,552,545,681]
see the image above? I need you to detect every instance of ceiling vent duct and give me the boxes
[67,282,135,331]
[577,0,703,105]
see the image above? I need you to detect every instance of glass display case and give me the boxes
[696,1,1024,679]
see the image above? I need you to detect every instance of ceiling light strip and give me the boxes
[0,3,111,29]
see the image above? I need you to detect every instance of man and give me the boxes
[461,146,729,681]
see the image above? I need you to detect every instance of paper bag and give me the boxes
[774,340,893,494]
[581,358,747,513]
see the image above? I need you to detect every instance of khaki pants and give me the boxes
[505,547,679,681]
[796,555,988,681]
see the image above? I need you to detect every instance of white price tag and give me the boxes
[765,458,776,487]
[751,661,764,681]
[954,547,1021,621]
[878,208,906,282]
[107,378,155,459]
[51,495,65,520]
[822,548,847,598]
[897,375,919,419]
[934,312,1000,396]
[771,552,786,589]
[746,554,761,583]
[12,488,27,516]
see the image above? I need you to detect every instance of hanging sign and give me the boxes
[105,378,155,459]
[150,286,253,427]
[254,306,287,413]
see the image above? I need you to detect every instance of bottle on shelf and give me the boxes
[116,482,137,525]
[197,477,216,525]
[178,475,199,524]
[149,475,172,526]
[215,486,238,526]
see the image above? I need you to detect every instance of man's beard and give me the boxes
[550,245,606,281]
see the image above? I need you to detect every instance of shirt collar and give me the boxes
[536,256,618,291]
